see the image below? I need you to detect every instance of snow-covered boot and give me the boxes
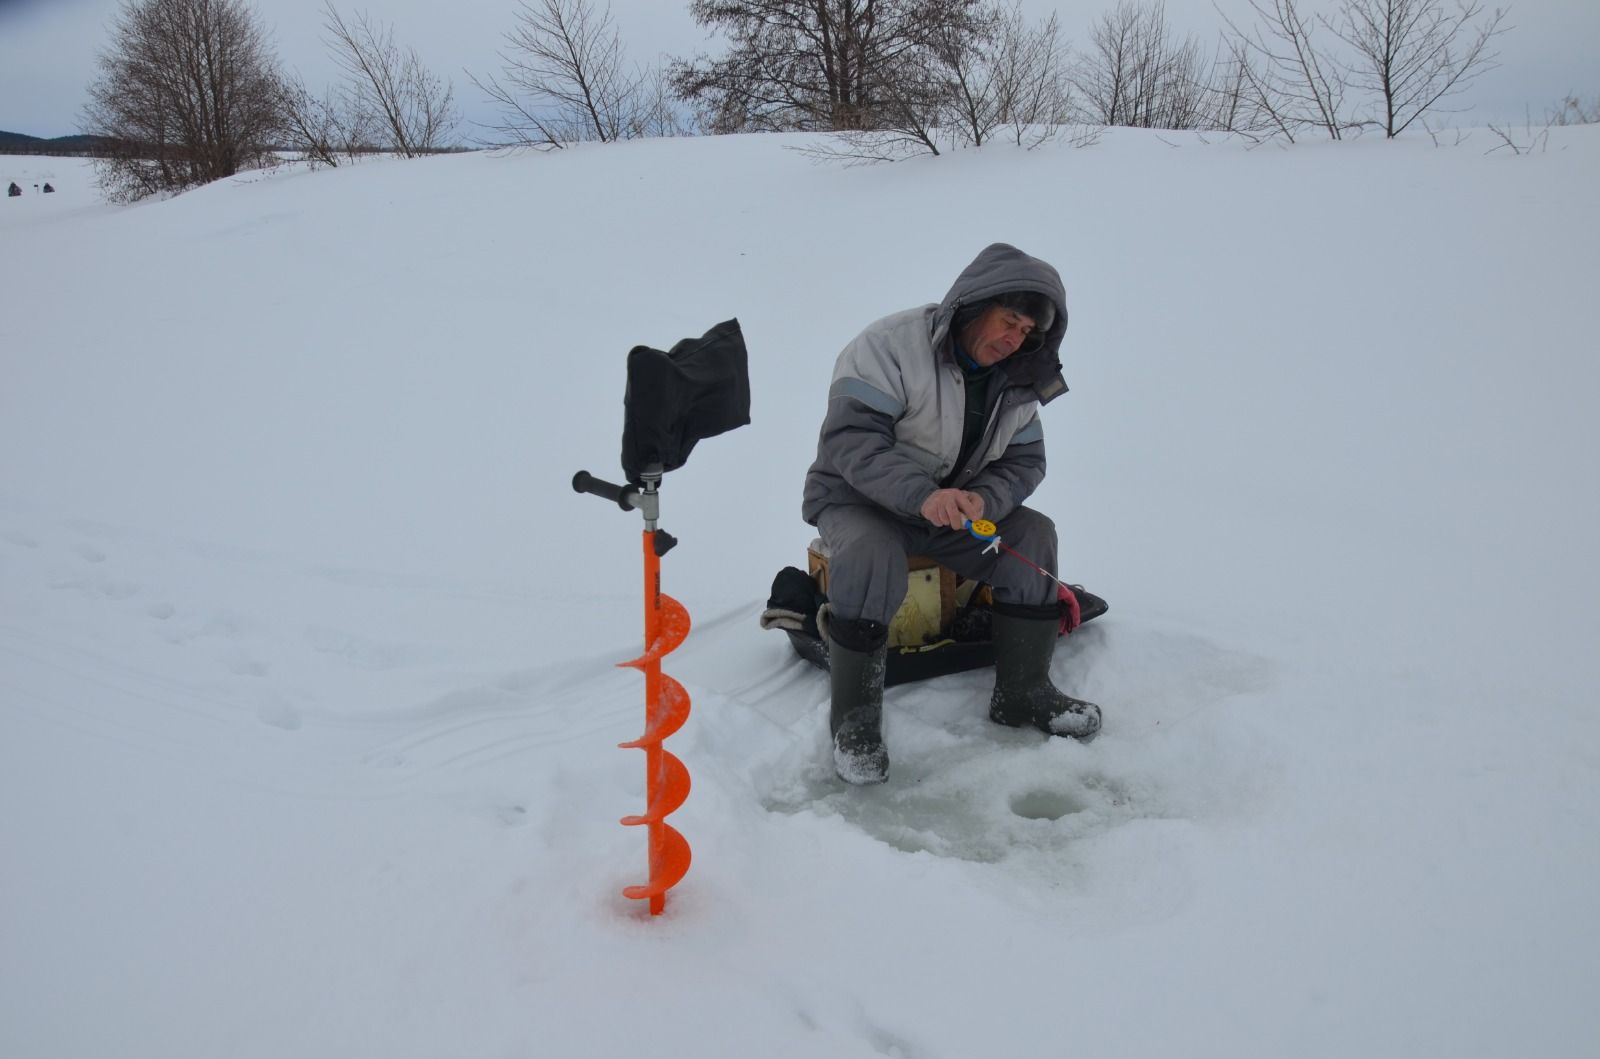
[989,604,1101,740]
[828,616,889,784]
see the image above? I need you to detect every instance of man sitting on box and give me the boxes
[802,242,1102,784]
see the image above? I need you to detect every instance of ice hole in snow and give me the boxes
[1009,789,1087,821]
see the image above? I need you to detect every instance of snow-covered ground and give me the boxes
[3,129,1598,1058]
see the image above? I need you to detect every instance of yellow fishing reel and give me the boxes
[965,518,999,541]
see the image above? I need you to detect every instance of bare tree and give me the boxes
[926,4,1077,147]
[81,0,284,201]
[1216,30,1302,139]
[279,75,374,167]
[322,2,458,157]
[992,8,1077,141]
[471,0,675,147]
[799,4,1095,162]
[634,66,691,138]
[921,8,1002,150]
[873,81,949,156]
[1546,93,1600,126]
[1331,0,1508,137]
[280,79,338,167]
[1206,43,1257,133]
[1220,0,1356,140]
[1075,1,1215,129]
[671,0,985,133]
[1485,118,1548,155]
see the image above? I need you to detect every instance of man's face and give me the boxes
[962,305,1040,368]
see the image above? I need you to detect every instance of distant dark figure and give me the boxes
[7,182,19,197]
[43,183,55,193]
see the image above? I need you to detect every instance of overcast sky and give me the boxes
[1,0,1594,138]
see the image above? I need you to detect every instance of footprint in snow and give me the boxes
[489,804,529,828]
[49,573,141,600]
[225,656,269,677]
[255,700,302,731]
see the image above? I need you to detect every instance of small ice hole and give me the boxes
[1009,789,1086,821]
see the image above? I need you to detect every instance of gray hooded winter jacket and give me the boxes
[802,243,1069,526]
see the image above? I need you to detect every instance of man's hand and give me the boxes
[920,489,985,531]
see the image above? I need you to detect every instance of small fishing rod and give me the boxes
[964,518,1082,631]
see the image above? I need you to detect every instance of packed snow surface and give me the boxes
[3,129,1598,1058]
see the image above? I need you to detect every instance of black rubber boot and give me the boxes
[828,616,889,784]
[989,604,1102,740]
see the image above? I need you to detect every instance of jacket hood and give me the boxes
[933,242,1069,402]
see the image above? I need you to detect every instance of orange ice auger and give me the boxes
[572,470,691,914]
[618,522,692,915]
[570,319,751,916]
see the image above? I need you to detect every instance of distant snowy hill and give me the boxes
[3,129,1598,1058]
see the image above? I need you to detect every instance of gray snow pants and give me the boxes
[815,503,1060,626]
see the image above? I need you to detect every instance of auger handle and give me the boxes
[572,470,638,511]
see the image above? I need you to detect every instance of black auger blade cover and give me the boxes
[621,319,751,485]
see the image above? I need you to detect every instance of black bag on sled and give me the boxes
[759,541,1107,688]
